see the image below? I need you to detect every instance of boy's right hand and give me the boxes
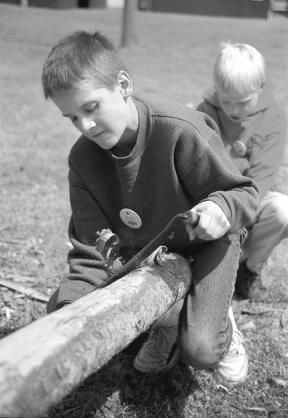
[185,201,230,241]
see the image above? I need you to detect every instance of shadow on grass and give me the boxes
[49,336,201,418]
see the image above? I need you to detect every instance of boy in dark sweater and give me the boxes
[42,31,259,384]
[197,43,288,301]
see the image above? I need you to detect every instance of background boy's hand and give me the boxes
[185,201,230,241]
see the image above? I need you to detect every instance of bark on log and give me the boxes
[0,252,192,418]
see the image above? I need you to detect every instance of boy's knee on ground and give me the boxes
[179,330,226,370]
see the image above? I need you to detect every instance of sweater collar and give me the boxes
[108,97,152,165]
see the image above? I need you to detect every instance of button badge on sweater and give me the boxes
[232,140,247,157]
[120,208,142,229]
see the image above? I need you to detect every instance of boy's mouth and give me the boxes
[229,115,242,122]
[89,130,104,139]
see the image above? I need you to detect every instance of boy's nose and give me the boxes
[229,105,241,117]
[80,117,96,132]
[230,103,238,112]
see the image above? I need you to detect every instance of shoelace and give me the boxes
[225,329,244,358]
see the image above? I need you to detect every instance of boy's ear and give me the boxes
[118,71,133,98]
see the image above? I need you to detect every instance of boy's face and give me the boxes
[216,88,261,123]
[51,73,138,152]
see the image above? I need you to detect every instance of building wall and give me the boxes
[0,0,124,7]
[107,0,124,7]
[143,0,270,19]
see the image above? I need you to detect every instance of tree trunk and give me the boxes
[0,252,192,418]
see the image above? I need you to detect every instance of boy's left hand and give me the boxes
[185,201,230,241]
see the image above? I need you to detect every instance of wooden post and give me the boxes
[0,251,191,418]
[20,0,29,6]
[121,0,137,47]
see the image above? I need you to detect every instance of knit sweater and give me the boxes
[197,83,287,200]
[55,97,259,308]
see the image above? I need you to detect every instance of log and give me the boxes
[0,251,192,418]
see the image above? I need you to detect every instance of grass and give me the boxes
[0,3,288,417]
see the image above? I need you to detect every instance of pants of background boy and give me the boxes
[241,191,288,273]
[158,232,240,370]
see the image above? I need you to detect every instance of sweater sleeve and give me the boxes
[176,113,259,232]
[248,108,287,200]
[53,166,112,309]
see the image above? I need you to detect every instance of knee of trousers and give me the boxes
[179,331,225,370]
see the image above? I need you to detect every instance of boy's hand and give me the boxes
[185,201,230,241]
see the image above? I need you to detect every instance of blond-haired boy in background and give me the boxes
[197,43,288,300]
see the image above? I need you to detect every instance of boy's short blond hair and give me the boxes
[213,43,266,96]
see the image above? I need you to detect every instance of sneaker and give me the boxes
[216,307,248,384]
[133,323,179,373]
[235,262,268,301]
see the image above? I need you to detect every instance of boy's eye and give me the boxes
[239,99,250,105]
[84,103,99,113]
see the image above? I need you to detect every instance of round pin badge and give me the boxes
[232,140,247,157]
[120,208,142,229]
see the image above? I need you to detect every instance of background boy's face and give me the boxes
[51,78,137,151]
[217,88,260,123]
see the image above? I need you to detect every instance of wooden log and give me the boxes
[0,251,192,418]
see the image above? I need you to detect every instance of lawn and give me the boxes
[0,3,287,417]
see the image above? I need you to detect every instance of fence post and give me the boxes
[0,251,192,418]
[121,0,137,47]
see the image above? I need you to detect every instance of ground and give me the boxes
[0,4,287,417]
